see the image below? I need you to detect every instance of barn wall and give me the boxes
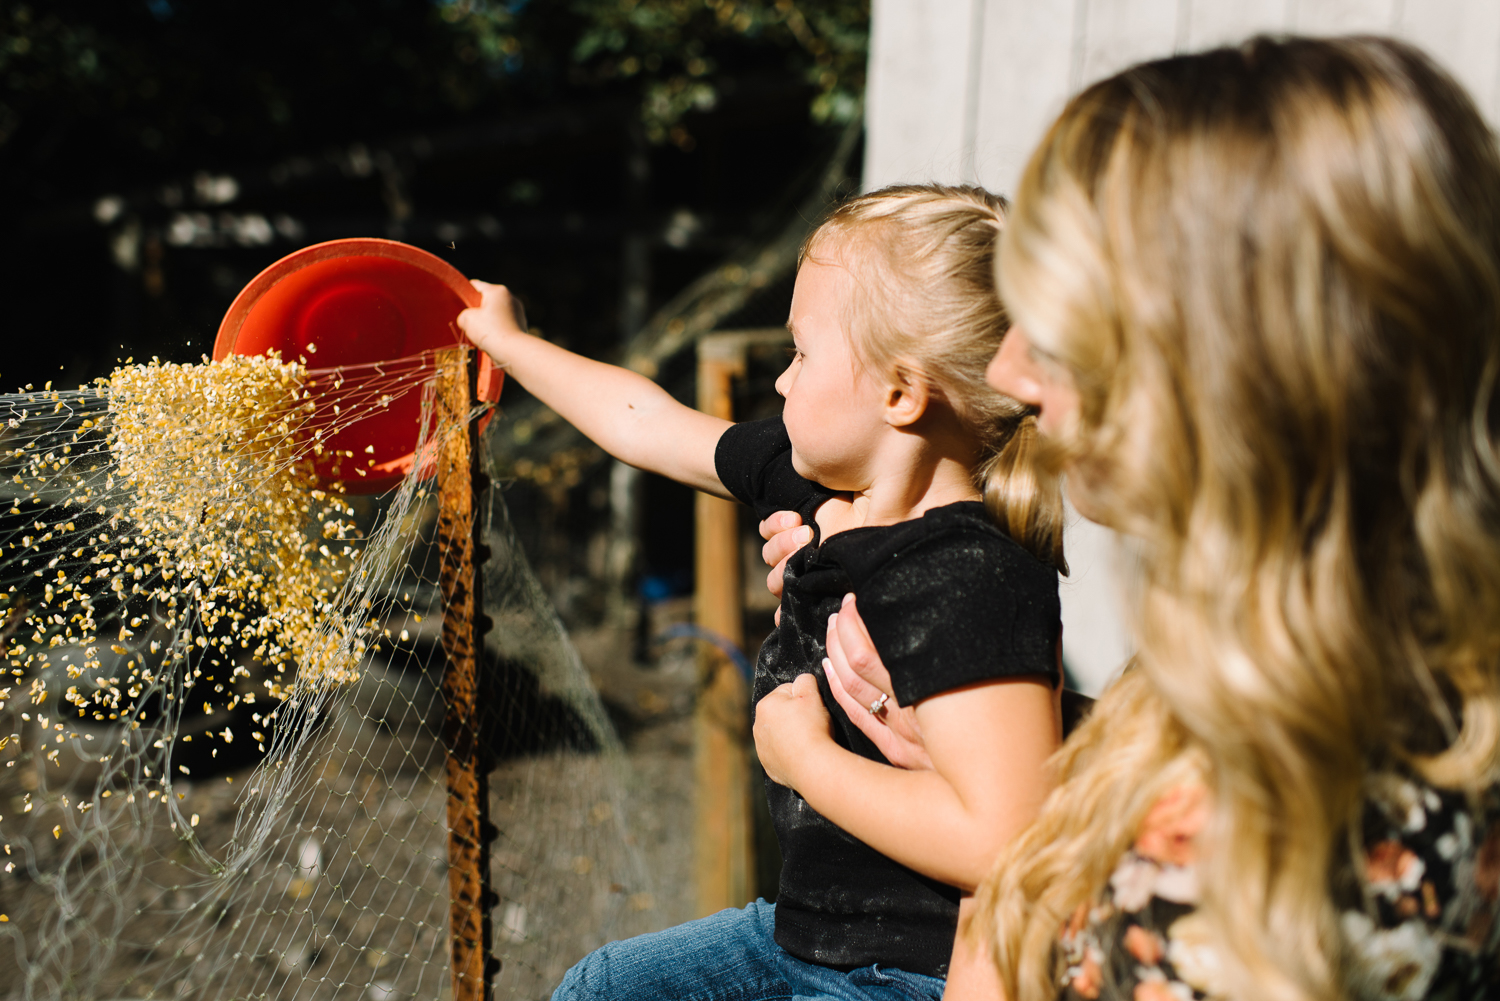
[863,0,1500,692]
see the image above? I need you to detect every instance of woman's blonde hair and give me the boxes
[807,184,1066,569]
[982,36,1500,1001]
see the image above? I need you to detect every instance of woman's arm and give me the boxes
[754,644,1058,892]
[823,594,933,770]
[944,896,1006,1001]
[762,520,935,764]
[458,280,732,497]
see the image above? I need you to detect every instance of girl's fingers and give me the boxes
[766,563,787,602]
[456,309,491,350]
[760,515,812,603]
[761,522,812,569]
[790,672,821,699]
[456,281,516,339]
[759,509,802,542]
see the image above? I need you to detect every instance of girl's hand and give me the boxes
[753,673,832,789]
[757,497,857,623]
[759,511,813,619]
[825,594,934,771]
[456,280,529,364]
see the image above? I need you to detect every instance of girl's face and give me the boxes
[776,256,890,490]
[986,324,1081,440]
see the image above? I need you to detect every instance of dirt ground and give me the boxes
[0,607,706,1001]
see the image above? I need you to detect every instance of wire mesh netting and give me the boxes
[0,350,671,1001]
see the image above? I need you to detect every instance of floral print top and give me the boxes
[1056,772,1500,1000]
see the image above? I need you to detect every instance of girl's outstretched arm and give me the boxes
[458,280,733,498]
[753,601,1058,892]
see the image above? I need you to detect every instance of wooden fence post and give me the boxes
[693,334,754,916]
[691,328,790,916]
[436,348,496,1001]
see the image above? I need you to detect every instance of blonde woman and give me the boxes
[758,35,1500,1000]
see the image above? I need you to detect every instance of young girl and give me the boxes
[458,184,1065,999]
[777,37,1500,1001]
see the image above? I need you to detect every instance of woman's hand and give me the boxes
[825,594,934,771]
[757,510,937,770]
[456,280,529,364]
[753,672,833,789]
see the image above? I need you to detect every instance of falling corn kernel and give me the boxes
[0,348,461,943]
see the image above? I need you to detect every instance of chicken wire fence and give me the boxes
[0,350,663,1001]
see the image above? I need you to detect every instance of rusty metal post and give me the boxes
[436,348,496,1001]
[693,334,755,916]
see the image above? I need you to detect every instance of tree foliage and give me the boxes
[438,0,867,145]
[0,0,868,182]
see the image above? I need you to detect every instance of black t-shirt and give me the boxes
[715,416,1062,977]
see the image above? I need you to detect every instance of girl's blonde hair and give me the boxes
[983,36,1500,1001]
[806,184,1066,569]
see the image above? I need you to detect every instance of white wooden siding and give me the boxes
[864,0,1500,693]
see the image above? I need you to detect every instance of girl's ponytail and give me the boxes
[981,414,1066,572]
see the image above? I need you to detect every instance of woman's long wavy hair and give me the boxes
[980,36,1500,1001]
[807,184,1066,568]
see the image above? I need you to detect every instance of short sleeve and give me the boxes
[856,529,1060,706]
[714,415,835,525]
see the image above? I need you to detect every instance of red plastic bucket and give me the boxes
[214,238,502,493]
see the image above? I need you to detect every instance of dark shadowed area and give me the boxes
[0,3,867,997]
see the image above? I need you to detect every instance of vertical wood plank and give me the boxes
[1075,0,1182,89]
[970,0,1172,692]
[1394,0,1500,123]
[960,0,990,182]
[1183,0,1293,49]
[437,347,494,1001]
[971,0,1082,196]
[863,0,979,186]
[693,337,755,916]
[1292,0,1398,32]
[867,0,1500,698]
[879,0,1500,199]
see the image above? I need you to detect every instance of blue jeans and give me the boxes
[552,899,946,1001]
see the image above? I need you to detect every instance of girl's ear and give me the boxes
[883,363,930,428]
